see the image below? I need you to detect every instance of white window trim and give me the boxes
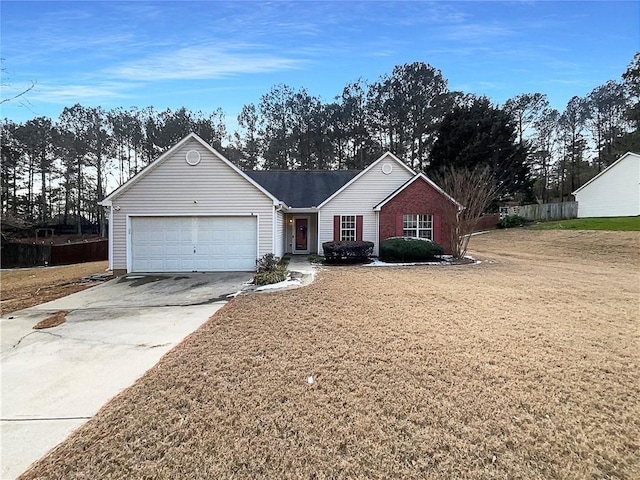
[340,215,357,241]
[403,214,433,240]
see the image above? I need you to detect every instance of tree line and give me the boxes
[1,53,638,233]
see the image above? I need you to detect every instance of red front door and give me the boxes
[295,218,308,251]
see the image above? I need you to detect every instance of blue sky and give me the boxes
[1,0,638,129]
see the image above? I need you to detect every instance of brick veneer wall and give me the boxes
[379,178,457,254]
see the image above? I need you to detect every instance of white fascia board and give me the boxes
[283,207,318,213]
[101,133,281,206]
[101,133,199,203]
[316,151,416,209]
[373,173,462,211]
[572,152,639,195]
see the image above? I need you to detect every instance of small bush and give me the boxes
[379,237,444,262]
[498,215,528,229]
[308,253,324,264]
[253,253,287,286]
[253,266,287,286]
[256,253,280,273]
[322,240,374,264]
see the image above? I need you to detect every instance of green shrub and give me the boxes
[497,215,528,229]
[308,253,324,264]
[379,237,444,262]
[256,253,280,272]
[322,240,374,264]
[253,265,287,286]
[253,253,287,285]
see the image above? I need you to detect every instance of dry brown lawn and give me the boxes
[20,230,639,479]
[0,261,109,315]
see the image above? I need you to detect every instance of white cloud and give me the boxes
[28,82,134,104]
[440,22,514,42]
[109,44,306,81]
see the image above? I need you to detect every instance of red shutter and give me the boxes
[333,215,340,241]
[433,214,441,244]
[356,215,363,241]
[396,214,404,236]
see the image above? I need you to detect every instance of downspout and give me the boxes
[108,205,114,271]
[316,208,322,255]
[274,204,283,257]
[374,208,380,257]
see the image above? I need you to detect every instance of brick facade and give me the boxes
[379,178,457,254]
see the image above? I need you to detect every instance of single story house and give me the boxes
[573,152,640,218]
[101,133,459,274]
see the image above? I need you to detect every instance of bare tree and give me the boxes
[1,58,35,105]
[435,166,500,259]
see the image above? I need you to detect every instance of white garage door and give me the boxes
[131,216,257,272]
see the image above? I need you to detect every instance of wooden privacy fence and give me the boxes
[474,213,500,231]
[1,239,108,269]
[507,202,578,221]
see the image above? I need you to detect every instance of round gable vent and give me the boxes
[381,163,393,175]
[185,149,201,166]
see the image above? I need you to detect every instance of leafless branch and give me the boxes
[435,166,500,259]
[0,80,36,104]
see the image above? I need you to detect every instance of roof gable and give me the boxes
[573,152,640,195]
[244,170,359,208]
[317,152,415,208]
[374,173,462,210]
[100,133,279,205]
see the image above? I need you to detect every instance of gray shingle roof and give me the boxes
[244,170,360,208]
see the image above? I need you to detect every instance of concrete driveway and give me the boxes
[0,271,252,480]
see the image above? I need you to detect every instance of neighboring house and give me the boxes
[100,133,458,274]
[573,152,640,218]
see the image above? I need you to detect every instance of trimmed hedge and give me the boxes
[322,240,374,264]
[379,237,444,262]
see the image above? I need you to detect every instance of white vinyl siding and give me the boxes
[319,154,413,255]
[574,153,640,218]
[109,138,275,272]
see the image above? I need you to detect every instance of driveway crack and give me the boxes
[10,330,170,349]
[11,330,62,349]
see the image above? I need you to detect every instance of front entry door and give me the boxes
[294,218,309,253]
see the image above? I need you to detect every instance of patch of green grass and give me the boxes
[529,216,640,231]
[308,253,324,264]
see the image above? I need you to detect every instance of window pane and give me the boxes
[341,215,356,241]
[403,214,416,229]
[418,215,432,229]
[342,216,355,229]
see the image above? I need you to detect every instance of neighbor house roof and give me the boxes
[244,170,359,208]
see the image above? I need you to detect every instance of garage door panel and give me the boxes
[131,216,257,272]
